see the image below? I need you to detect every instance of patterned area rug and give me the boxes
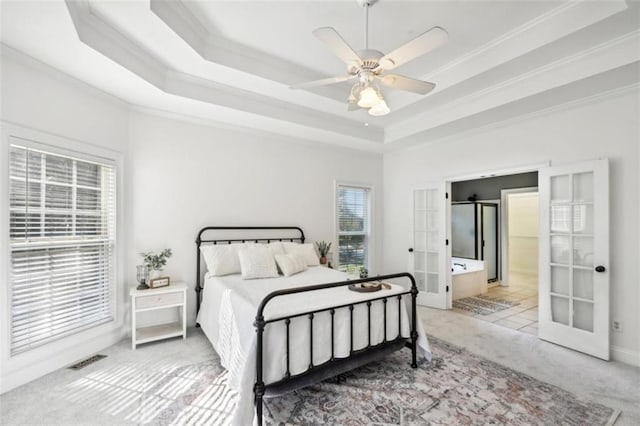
[263,338,619,425]
[453,294,520,315]
[73,338,619,425]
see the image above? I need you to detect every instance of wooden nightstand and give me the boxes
[130,282,187,350]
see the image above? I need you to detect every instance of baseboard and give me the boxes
[611,345,640,367]
[0,327,126,394]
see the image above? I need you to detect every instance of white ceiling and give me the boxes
[1,0,639,152]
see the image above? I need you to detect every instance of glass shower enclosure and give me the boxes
[451,202,499,282]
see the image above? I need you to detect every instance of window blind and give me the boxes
[9,145,116,355]
[337,185,370,271]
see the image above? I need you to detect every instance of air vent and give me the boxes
[68,354,106,370]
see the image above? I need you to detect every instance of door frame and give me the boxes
[444,162,548,305]
[500,186,539,287]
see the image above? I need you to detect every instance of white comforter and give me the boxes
[196,266,431,425]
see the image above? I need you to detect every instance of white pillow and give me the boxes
[274,253,308,277]
[237,245,279,280]
[268,242,286,256]
[200,244,243,276]
[283,242,320,266]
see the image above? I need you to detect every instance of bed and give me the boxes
[194,226,431,425]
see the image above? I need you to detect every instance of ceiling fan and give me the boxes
[290,0,448,116]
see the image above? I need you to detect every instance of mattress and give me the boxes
[196,266,431,425]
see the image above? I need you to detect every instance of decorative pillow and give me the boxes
[274,253,308,277]
[268,242,286,256]
[283,242,320,266]
[237,245,279,280]
[200,244,243,276]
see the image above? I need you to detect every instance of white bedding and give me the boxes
[196,266,431,425]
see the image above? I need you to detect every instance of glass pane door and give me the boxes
[539,159,609,360]
[549,172,594,331]
[412,185,447,309]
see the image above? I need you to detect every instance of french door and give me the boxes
[539,159,609,360]
[410,183,450,309]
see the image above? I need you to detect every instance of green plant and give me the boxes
[141,249,172,271]
[359,266,369,278]
[315,241,332,257]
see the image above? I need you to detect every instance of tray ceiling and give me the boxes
[1,0,639,152]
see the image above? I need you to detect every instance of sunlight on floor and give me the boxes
[60,359,236,424]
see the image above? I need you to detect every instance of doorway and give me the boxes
[414,159,610,360]
[502,188,539,288]
[449,173,541,335]
[487,188,540,333]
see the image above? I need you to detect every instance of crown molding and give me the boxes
[64,0,384,145]
[384,79,640,154]
[386,30,640,144]
[149,0,347,103]
[129,105,385,155]
[152,0,627,119]
[388,0,629,112]
[1,42,383,154]
[47,0,638,154]
[0,43,130,110]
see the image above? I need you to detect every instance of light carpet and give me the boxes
[39,337,619,425]
[452,294,521,315]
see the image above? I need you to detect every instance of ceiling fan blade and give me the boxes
[347,102,359,111]
[379,74,435,95]
[290,75,356,90]
[313,27,362,66]
[379,27,448,70]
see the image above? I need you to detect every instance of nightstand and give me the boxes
[130,282,187,350]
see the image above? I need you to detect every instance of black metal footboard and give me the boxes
[253,273,418,426]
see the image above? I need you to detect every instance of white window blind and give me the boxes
[337,185,370,271]
[9,144,116,355]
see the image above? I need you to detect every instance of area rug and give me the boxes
[60,337,619,425]
[453,294,520,315]
[262,337,619,425]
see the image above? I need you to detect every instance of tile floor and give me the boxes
[453,271,539,335]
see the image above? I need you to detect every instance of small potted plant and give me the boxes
[141,248,172,280]
[315,241,332,265]
[359,266,369,278]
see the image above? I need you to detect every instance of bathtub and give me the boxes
[451,257,488,300]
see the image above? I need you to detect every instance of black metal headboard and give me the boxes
[195,226,305,317]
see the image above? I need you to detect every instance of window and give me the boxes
[336,184,371,272]
[9,144,116,355]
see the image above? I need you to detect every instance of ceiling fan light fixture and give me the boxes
[368,99,390,116]
[357,85,381,108]
[293,1,447,112]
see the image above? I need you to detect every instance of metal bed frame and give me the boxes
[195,226,418,425]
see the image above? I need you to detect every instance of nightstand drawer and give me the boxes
[136,292,183,309]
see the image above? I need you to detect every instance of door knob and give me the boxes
[595,265,606,273]
[408,248,414,253]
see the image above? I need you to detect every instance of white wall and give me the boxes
[507,193,539,275]
[0,48,384,392]
[127,112,383,327]
[384,89,640,365]
[0,49,130,392]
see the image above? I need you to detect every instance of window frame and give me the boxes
[8,142,117,354]
[334,181,374,273]
[1,125,123,371]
